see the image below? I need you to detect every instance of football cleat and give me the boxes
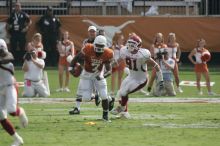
[11,134,24,146]
[19,107,28,128]
[120,112,131,119]
[111,106,125,115]
[102,112,111,122]
[108,97,115,111]
[69,107,80,115]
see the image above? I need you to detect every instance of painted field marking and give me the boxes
[25,106,220,129]
[17,82,24,87]
[180,81,215,86]
[143,122,220,129]
[19,98,220,104]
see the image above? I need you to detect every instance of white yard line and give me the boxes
[143,122,220,129]
[18,97,220,104]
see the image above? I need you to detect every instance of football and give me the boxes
[37,51,46,59]
[201,51,211,62]
[71,63,82,77]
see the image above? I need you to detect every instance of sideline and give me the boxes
[19,98,220,104]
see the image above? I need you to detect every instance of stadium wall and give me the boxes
[0,16,220,65]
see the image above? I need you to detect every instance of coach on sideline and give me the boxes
[6,2,32,65]
[37,6,61,66]
[22,50,49,97]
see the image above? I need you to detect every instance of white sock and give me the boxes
[76,101,81,110]
[13,132,20,139]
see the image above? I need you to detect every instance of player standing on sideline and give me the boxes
[82,26,97,47]
[147,33,167,94]
[167,33,183,93]
[6,2,32,65]
[37,6,61,66]
[0,39,28,146]
[69,36,114,121]
[188,38,215,95]
[111,34,163,118]
[56,31,75,92]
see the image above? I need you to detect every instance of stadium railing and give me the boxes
[0,0,219,16]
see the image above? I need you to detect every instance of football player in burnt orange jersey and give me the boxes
[69,35,114,121]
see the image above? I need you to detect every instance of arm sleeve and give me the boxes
[38,59,45,68]
[9,63,15,73]
[141,49,151,61]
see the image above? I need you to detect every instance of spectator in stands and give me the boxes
[188,38,215,96]
[37,6,61,66]
[56,31,75,92]
[152,49,176,96]
[22,49,49,97]
[110,33,126,97]
[6,2,32,65]
[167,33,183,93]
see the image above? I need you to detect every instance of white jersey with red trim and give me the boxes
[0,63,15,87]
[120,46,151,80]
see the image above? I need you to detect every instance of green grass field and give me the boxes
[1,103,220,146]
[14,69,220,98]
[1,69,220,146]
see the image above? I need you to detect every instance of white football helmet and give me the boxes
[94,35,107,53]
[0,39,8,52]
[126,34,142,53]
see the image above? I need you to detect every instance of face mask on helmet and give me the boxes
[94,36,107,55]
[0,39,8,57]
[126,40,139,53]
[95,44,105,54]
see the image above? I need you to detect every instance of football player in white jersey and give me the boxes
[111,34,163,118]
[0,39,28,146]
